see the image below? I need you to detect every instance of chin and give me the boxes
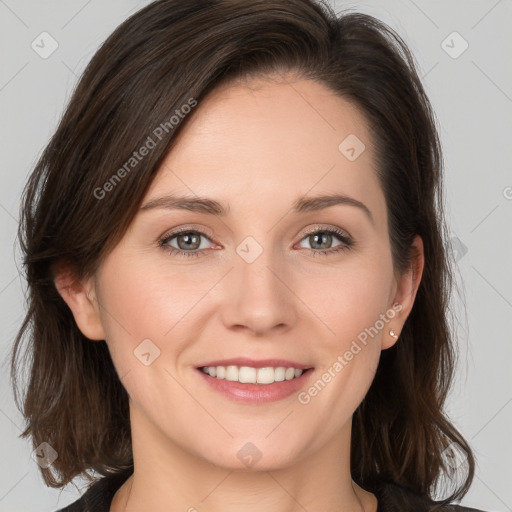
[200,438,303,472]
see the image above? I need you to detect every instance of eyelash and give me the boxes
[158,226,353,259]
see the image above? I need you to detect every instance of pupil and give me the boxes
[312,233,331,250]
[178,232,200,250]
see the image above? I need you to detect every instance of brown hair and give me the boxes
[11,0,475,507]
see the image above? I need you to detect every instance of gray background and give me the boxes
[0,1,511,511]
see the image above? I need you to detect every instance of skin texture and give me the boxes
[55,74,424,512]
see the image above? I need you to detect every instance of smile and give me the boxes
[201,365,305,384]
[196,365,315,404]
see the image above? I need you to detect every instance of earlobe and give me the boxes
[53,262,106,341]
[383,235,425,350]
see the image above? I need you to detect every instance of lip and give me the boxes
[196,366,315,404]
[196,358,313,370]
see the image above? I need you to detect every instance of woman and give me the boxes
[11,0,488,511]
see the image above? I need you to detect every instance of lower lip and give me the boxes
[196,368,314,404]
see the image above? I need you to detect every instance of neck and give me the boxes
[111,403,377,512]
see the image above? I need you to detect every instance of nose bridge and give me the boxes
[221,234,296,334]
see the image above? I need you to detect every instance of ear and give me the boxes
[53,261,106,341]
[382,235,424,350]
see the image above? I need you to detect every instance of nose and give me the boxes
[219,243,297,336]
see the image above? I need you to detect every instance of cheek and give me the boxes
[292,253,393,408]
[94,256,223,374]
[295,254,394,349]
[97,255,208,336]
[320,256,394,386]
[93,258,205,410]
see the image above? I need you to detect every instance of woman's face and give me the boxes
[68,75,421,471]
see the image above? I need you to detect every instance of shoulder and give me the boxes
[375,482,488,512]
[55,468,133,512]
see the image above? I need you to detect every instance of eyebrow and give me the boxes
[140,193,374,225]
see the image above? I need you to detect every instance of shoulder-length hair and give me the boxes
[11,0,474,506]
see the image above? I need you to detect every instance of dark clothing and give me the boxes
[56,468,486,512]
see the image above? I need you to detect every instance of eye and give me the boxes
[158,226,353,259]
[297,227,353,256]
[159,229,215,258]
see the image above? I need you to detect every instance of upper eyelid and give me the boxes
[301,225,350,238]
[160,224,214,240]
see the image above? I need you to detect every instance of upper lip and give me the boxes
[197,358,313,370]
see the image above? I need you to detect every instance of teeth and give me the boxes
[201,365,305,384]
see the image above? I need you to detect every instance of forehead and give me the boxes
[144,76,386,230]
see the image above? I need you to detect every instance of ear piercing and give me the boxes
[389,329,398,339]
